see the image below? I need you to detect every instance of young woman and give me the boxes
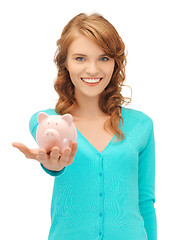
[13,13,157,240]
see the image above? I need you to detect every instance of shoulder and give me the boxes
[121,106,153,129]
[122,106,152,121]
[120,107,154,145]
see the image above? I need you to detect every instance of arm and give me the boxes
[138,118,157,240]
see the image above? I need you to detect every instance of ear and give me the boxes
[37,112,49,124]
[61,114,73,126]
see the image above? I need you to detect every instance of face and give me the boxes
[66,34,115,99]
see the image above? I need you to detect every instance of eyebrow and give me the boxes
[72,53,108,57]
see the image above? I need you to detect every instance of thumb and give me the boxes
[12,142,34,158]
[12,142,26,150]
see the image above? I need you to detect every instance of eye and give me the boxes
[100,56,109,61]
[56,123,58,125]
[76,57,85,61]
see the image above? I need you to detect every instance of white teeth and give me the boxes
[82,78,102,83]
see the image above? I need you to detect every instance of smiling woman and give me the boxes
[54,13,129,141]
[65,34,115,96]
[12,12,157,240]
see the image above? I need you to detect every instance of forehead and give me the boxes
[67,34,105,56]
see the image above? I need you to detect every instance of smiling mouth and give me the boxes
[81,78,103,83]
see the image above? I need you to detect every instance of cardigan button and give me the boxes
[97,153,101,157]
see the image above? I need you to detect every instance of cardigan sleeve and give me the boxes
[29,109,66,177]
[138,118,157,240]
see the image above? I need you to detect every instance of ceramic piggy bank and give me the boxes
[36,112,77,153]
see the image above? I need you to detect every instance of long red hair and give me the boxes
[53,13,132,141]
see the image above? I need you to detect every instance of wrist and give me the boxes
[42,163,64,172]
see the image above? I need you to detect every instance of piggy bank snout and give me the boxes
[43,129,59,139]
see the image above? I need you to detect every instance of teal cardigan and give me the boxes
[29,106,157,240]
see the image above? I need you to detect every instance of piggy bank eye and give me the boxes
[56,123,58,125]
[48,123,50,124]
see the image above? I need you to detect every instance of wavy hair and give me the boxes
[53,13,132,141]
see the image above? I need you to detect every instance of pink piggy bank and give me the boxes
[36,112,77,153]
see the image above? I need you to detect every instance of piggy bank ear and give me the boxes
[61,114,73,126]
[37,112,49,124]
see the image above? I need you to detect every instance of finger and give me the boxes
[12,142,26,150]
[67,142,78,165]
[70,142,78,156]
[37,149,48,162]
[60,148,71,165]
[12,142,36,159]
[50,147,61,161]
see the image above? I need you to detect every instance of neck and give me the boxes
[70,91,108,120]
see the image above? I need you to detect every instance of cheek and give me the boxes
[104,63,115,78]
[68,66,83,86]
[68,64,83,77]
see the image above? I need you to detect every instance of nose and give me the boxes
[85,61,100,76]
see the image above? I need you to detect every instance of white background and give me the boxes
[1,0,181,239]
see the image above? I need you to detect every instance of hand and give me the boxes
[12,142,78,171]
